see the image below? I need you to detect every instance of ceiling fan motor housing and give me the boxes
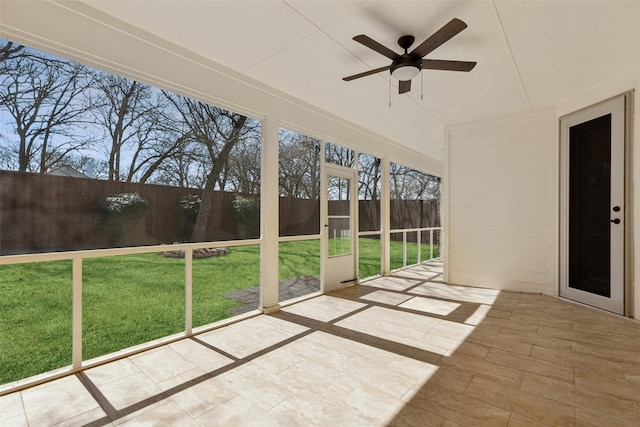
[390,55,422,80]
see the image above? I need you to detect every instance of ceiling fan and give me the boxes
[343,18,476,94]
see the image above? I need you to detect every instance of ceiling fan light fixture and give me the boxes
[390,64,420,81]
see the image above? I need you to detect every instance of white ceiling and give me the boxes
[6,1,640,162]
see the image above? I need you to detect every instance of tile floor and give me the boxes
[2,261,640,426]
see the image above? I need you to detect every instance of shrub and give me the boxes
[178,194,201,240]
[232,195,260,237]
[101,192,149,217]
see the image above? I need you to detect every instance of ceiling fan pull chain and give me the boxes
[421,72,424,100]
[389,76,392,107]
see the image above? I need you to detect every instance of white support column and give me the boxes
[442,129,450,283]
[260,115,280,314]
[72,257,82,369]
[381,157,391,275]
[319,140,327,293]
[185,248,193,334]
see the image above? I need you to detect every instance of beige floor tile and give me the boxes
[386,401,445,427]
[408,383,511,426]
[56,407,111,427]
[282,294,366,322]
[251,344,304,374]
[197,314,308,358]
[359,289,414,306]
[416,365,474,395]
[530,343,623,373]
[217,362,295,411]
[343,386,408,425]
[538,325,618,348]
[21,375,103,426]
[449,341,491,359]
[467,333,532,357]
[84,358,141,386]
[575,405,640,427]
[168,338,235,372]
[398,296,461,315]
[196,394,289,426]
[477,316,540,333]
[507,412,548,426]
[335,306,440,351]
[575,367,640,402]
[465,376,575,426]
[462,304,492,325]
[1,413,29,427]
[170,377,238,418]
[409,283,501,305]
[131,346,198,385]
[98,371,163,411]
[118,399,198,426]
[0,390,25,422]
[484,348,574,383]
[269,394,368,426]
[520,372,580,406]
[367,276,425,292]
[572,340,640,364]
[508,313,574,330]
[111,400,171,426]
[440,352,524,388]
[497,328,573,351]
[579,389,639,424]
[338,357,417,400]
[284,331,354,369]
[621,361,640,383]
[155,366,209,391]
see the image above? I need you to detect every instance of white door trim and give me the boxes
[323,165,358,292]
[559,95,625,314]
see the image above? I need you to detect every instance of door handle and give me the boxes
[609,218,621,224]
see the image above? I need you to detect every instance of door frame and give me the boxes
[559,94,629,315]
[322,164,358,293]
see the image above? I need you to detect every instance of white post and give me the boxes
[402,231,407,268]
[430,229,434,260]
[260,115,280,314]
[381,157,391,275]
[185,248,192,334]
[72,257,82,369]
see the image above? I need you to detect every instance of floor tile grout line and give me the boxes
[328,288,485,326]
[75,372,118,426]
[190,337,241,362]
[77,327,319,424]
[273,310,443,365]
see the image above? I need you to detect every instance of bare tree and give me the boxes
[325,142,354,168]
[0,42,94,172]
[389,163,439,200]
[358,154,381,200]
[90,74,162,181]
[0,40,25,64]
[165,93,259,241]
[278,130,320,199]
[226,136,261,194]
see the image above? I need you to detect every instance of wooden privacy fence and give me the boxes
[0,171,439,255]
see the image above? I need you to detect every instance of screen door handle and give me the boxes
[609,218,621,224]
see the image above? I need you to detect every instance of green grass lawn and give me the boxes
[0,239,438,385]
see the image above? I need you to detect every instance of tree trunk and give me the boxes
[190,115,247,241]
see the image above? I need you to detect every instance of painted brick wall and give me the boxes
[447,109,557,294]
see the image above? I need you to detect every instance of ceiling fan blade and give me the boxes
[398,80,411,94]
[353,35,399,60]
[410,18,468,59]
[343,65,391,81]
[422,59,476,72]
